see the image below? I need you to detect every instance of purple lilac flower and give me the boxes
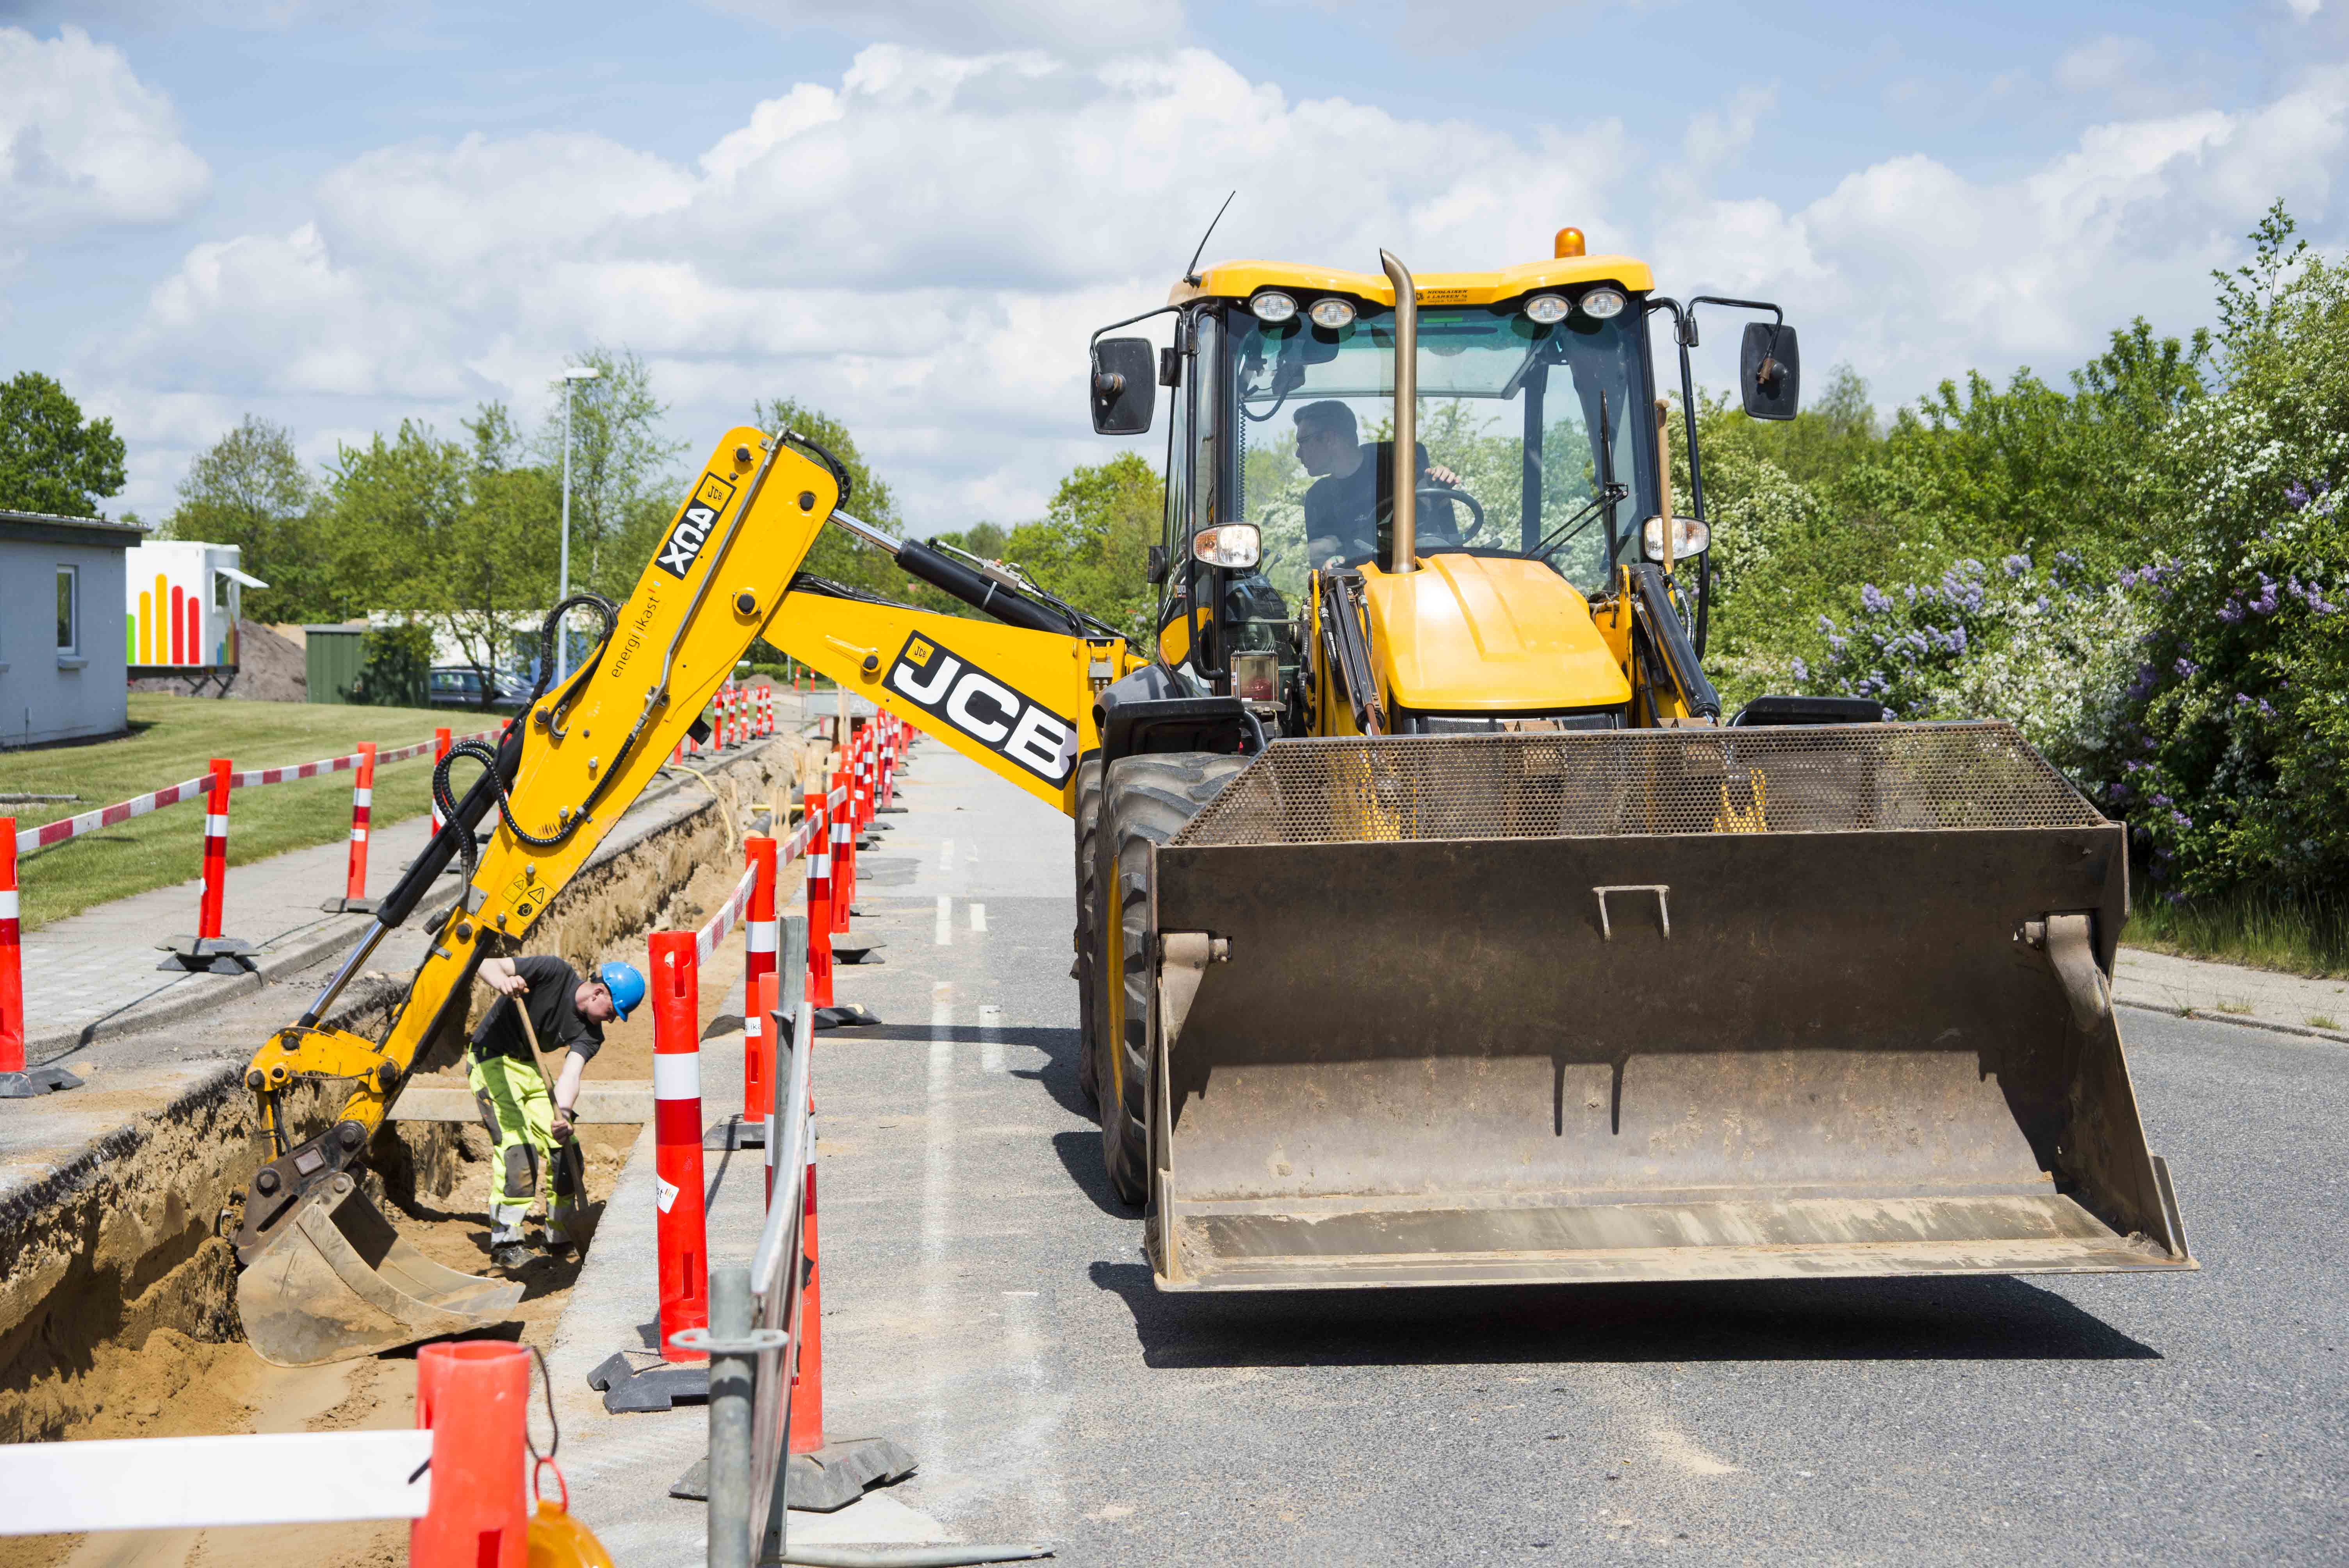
[2250,576,2281,616]
[2286,479,2311,510]
[2002,554,2029,578]
[2173,658,2198,678]
[2220,598,2246,624]
[1861,584,1891,614]
[1791,657,1809,682]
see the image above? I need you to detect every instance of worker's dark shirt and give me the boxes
[1302,442,1456,560]
[471,955,603,1066]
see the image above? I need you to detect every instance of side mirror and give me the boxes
[1739,322,1800,421]
[1146,544,1170,584]
[1090,337,1157,435]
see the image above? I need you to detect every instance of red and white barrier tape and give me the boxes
[694,864,760,965]
[14,728,498,855]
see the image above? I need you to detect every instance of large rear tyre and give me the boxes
[1101,750,1247,1208]
[1071,756,1105,1110]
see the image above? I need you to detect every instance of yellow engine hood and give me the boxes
[1360,554,1630,713]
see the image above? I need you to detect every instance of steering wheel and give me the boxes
[1376,483,1485,542]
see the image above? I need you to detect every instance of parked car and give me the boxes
[427,665,528,711]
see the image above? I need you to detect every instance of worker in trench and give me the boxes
[469,954,647,1269]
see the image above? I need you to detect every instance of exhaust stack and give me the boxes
[1379,249,1419,575]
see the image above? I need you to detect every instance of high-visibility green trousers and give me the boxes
[468,1053,584,1244]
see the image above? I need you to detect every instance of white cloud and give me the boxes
[105,43,1628,522]
[69,40,2349,528]
[1656,64,2349,401]
[0,24,209,240]
[710,0,1184,55]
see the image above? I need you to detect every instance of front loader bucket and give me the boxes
[1146,723,2195,1292]
[237,1173,524,1367]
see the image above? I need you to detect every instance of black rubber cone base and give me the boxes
[811,1005,882,1030]
[0,1064,83,1098]
[668,1437,917,1512]
[319,896,381,914]
[834,941,886,965]
[587,1350,709,1413]
[157,935,258,975]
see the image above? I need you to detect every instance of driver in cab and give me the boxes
[1295,399,1461,568]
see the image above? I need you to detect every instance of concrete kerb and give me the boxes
[2117,998,2349,1047]
[16,737,816,1066]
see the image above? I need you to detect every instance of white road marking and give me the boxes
[969,902,988,932]
[938,839,954,872]
[979,1003,1005,1073]
[922,982,955,1471]
[998,1288,1068,1536]
[934,894,952,946]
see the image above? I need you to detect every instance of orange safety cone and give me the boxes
[827,761,854,935]
[751,970,779,1202]
[162,759,254,975]
[411,1341,529,1568]
[650,931,709,1361]
[789,1111,825,1456]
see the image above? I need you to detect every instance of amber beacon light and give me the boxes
[1554,226,1586,258]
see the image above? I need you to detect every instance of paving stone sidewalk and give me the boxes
[2115,944,2349,1044]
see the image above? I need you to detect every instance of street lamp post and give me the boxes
[558,364,602,681]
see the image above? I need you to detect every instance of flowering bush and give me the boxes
[1802,552,2147,775]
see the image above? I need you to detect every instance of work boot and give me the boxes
[490,1224,531,1271]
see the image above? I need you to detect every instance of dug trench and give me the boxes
[0,723,832,1568]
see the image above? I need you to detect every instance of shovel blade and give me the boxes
[237,1176,523,1367]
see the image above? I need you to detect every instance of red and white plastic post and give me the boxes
[410,1340,529,1568]
[741,836,778,1133]
[790,1065,825,1458]
[650,930,710,1361]
[804,786,835,1009]
[1,820,78,1098]
[324,742,379,914]
[163,759,255,975]
[828,759,855,935]
[429,727,452,835]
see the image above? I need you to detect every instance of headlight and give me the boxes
[1249,291,1297,324]
[1523,293,1570,324]
[1578,287,1626,320]
[1308,297,1356,330]
[1192,523,1262,569]
[1642,515,1709,561]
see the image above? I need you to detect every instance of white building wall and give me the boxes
[0,519,135,748]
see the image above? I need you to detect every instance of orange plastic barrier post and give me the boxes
[334,742,377,912]
[743,837,778,1130]
[0,822,21,1077]
[650,931,710,1362]
[411,1341,529,1568]
[790,1112,825,1456]
[805,787,835,1007]
[828,759,854,935]
[750,970,779,1203]
[429,728,452,834]
[197,757,232,940]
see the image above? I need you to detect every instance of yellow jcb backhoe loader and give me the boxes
[232,228,2191,1366]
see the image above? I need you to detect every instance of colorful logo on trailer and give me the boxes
[123,541,264,669]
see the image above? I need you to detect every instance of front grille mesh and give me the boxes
[1171,722,2103,847]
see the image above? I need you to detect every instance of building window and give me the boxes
[56,565,79,655]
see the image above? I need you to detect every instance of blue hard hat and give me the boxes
[598,961,647,1021]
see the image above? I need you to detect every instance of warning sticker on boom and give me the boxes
[653,472,738,579]
[885,634,1078,786]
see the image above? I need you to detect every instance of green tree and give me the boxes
[999,452,1161,640]
[748,396,927,604]
[541,348,685,601]
[0,371,127,518]
[165,415,335,621]
[321,418,470,624]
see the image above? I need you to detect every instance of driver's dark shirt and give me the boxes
[1303,442,1454,559]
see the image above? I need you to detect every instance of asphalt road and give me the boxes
[810,745,2346,1566]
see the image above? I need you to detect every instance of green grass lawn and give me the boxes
[2128,887,2348,980]
[0,696,501,930]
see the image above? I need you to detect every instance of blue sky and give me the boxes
[4,0,2345,525]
